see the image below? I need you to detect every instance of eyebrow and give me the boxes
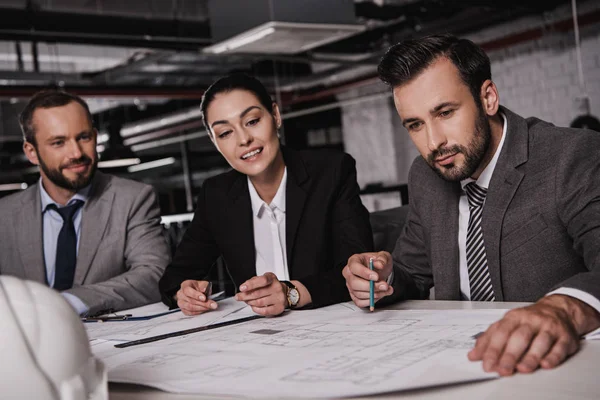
[210,106,262,129]
[45,130,93,142]
[401,101,459,127]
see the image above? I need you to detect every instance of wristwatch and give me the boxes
[281,280,300,309]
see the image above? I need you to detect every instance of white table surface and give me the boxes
[109,300,599,400]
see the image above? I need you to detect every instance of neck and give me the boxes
[249,150,285,204]
[471,113,504,180]
[40,175,76,206]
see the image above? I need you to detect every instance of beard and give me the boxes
[426,106,492,182]
[37,151,98,191]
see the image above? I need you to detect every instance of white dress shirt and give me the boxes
[39,179,90,315]
[247,168,290,281]
[456,114,600,313]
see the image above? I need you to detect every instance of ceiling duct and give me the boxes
[203,0,364,54]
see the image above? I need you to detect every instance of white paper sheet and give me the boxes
[93,305,509,398]
[84,297,255,342]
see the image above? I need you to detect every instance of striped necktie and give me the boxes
[465,183,495,301]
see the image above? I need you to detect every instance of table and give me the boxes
[109,300,599,400]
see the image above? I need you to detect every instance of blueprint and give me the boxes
[85,297,255,342]
[91,304,509,398]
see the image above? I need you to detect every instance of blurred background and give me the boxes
[0,0,599,217]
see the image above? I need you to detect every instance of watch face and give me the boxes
[289,288,300,306]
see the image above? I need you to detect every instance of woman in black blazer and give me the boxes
[159,74,373,316]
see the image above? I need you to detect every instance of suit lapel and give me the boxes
[227,173,256,282]
[282,148,309,278]
[74,173,114,285]
[482,107,528,302]
[430,181,462,300]
[17,185,46,283]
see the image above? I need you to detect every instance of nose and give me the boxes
[238,128,253,146]
[427,125,447,153]
[67,139,83,160]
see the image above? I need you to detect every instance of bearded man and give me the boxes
[343,34,600,376]
[0,90,169,316]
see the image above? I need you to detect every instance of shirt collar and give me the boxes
[40,177,91,213]
[460,111,508,191]
[247,168,288,217]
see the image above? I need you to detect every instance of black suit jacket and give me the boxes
[385,106,600,304]
[159,147,373,308]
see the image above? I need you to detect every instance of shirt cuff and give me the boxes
[61,292,90,316]
[546,288,600,315]
[386,269,394,286]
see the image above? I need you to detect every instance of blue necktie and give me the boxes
[47,200,84,290]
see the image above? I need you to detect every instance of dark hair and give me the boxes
[200,73,274,135]
[19,90,93,146]
[378,34,491,106]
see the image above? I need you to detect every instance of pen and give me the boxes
[204,281,213,299]
[369,257,375,312]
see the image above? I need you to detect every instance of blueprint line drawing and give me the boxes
[92,306,509,398]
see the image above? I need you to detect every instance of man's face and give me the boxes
[393,57,492,182]
[24,101,98,191]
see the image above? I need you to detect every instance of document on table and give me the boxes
[84,297,255,342]
[93,305,510,398]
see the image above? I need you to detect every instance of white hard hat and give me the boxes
[0,275,107,400]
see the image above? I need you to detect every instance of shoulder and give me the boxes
[525,117,600,163]
[0,184,36,215]
[95,172,157,204]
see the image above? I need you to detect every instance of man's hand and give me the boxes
[235,272,288,317]
[342,251,394,308]
[468,294,600,376]
[176,280,218,316]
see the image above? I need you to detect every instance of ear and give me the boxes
[480,80,499,116]
[272,103,282,129]
[23,141,40,166]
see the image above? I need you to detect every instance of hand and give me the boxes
[468,294,600,376]
[175,280,218,316]
[342,251,394,308]
[235,272,287,317]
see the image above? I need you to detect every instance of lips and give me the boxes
[435,153,458,166]
[241,147,263,160]
[63,162,90,172]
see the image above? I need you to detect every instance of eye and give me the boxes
[408,121,423,131]
[80,133,92,141]
[246,118,260,127]
[439,109,454,118]
[217,130,232,139]
[51,140,64,147]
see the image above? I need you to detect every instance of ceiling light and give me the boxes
[128,157,176,173]
[0,183,28,191]
[97,158,141,168]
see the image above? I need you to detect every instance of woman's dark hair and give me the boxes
[378,33,491,107]
[200,73,274,135]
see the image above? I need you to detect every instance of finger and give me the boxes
[515,331,555,373]
[182,286,210,302]
[178,292,213,308]
[347,254,380,281]
[177,299,213,315]
[252,304,285,317]
[539,338,578,370]
[245,292,286,308]
[496,325,535,376]
[479,319,519,372]
[240,273,275,292]
[236,284,282,302]
[349,291,370,308]
[373,251,392,270]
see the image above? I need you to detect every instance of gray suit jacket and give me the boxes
[0,171,170,315]
[386,106,600,303]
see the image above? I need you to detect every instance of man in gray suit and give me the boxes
[0,90,170,316]
[343,34,600,375]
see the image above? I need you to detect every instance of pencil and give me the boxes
[369,257,375,312]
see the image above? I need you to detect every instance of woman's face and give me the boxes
[206,89,282,178]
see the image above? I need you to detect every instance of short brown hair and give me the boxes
[19,90,93,146]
